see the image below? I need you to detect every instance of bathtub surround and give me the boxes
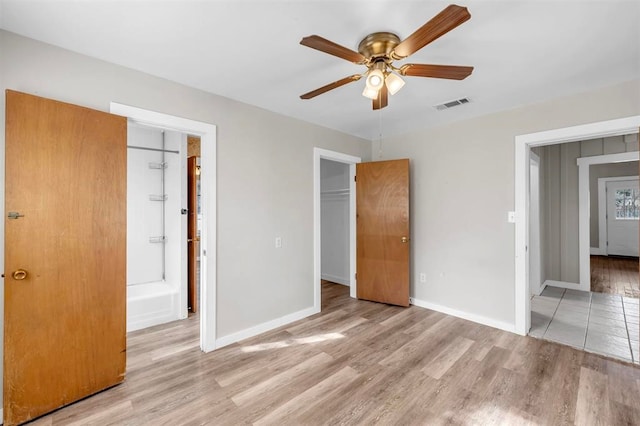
[126,125,188,332]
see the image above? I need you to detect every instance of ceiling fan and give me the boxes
[299,4,473,110]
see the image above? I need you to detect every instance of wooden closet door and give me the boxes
[4,90,127,425]
[356,159,410,306]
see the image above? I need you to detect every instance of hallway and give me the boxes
[591,255,639,298]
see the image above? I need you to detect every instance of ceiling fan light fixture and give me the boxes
[365,69,384,90]
[385,72,405,95]
[362,85,380,100]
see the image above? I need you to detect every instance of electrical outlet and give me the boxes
[419,273,426,283]
[275,237,282,248]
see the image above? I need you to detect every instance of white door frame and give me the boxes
[313,148,361,309]
[596,175,639,255]
[514,115,640,336]
[529,151,542,297]
[110,102,217,352]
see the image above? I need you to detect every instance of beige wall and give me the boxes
[0,30,371,401]
[376,78,640,325]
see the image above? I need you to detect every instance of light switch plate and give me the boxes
[508,211,516,223]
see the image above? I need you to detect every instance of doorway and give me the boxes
[125,124,188,332]
[110,102,217,352]
[187,136,202,314]
[605,178,639,257]
[516,117,640,363]
[515,116,640,335]
[313,148,360,311]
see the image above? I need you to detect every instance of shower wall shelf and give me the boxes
[149,162,168,169]
[149,236,167,244]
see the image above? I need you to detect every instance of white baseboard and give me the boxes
[215,306,319,349]
[321,273,349,286]
[410,297,516,334]
[544,279,582,291]
[531,281,547,296]
[590,247,606,255]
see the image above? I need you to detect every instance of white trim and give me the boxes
[590,247,606,255]
[321,273,350,286]
[597,174,639,256]
[529,151,542,299]
[110,102,217,352]
[215,306,318,349]
[410,297,516,334]
[514,115,640,336]
[314,148,361,310]
[544,279,581,291]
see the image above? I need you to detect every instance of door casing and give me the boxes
[597,175,640,256]
[110,102,217,352]
[514,116,640,336]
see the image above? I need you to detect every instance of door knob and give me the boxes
[401,237,409,243]
[12,269,28,280]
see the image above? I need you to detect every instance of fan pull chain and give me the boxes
[378,108,384,159]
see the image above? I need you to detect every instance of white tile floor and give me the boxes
[530,286,639,363]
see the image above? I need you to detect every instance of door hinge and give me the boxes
[354,175,357,182]
[7,212,24,220]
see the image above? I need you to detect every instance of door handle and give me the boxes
[12,269,28,280]
[401,237,409,243]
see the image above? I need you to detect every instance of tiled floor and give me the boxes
[530,286,639,363]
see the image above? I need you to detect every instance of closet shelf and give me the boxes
[321,189,350,195]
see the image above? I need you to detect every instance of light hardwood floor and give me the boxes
[591,255,639,298]
[30,283,640,425]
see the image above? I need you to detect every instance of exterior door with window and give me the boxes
[606,179,640,256]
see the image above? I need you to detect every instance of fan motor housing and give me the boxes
[358,32,401,60]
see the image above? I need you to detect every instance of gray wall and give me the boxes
[536,136,638,283]
[0,30,372,401]
[375,78,640,326]
[320,159,350,285]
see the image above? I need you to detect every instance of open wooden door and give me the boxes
[356,159,410,306]
[4,90,127,425]
[187,156,198,313]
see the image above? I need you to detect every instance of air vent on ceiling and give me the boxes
[434,97,471,111]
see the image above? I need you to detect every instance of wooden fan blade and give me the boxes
[373,85,388,110]
[400,64,473,80]
[300,35,366,64]
[300,74,362,100]
[391,5,471,60]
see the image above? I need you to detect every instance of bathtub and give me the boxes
[127,282,180,332]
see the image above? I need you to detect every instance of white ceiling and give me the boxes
[1,1,639,140]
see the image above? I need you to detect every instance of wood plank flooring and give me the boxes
[30,283,640,425]
[591,255,639,298]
